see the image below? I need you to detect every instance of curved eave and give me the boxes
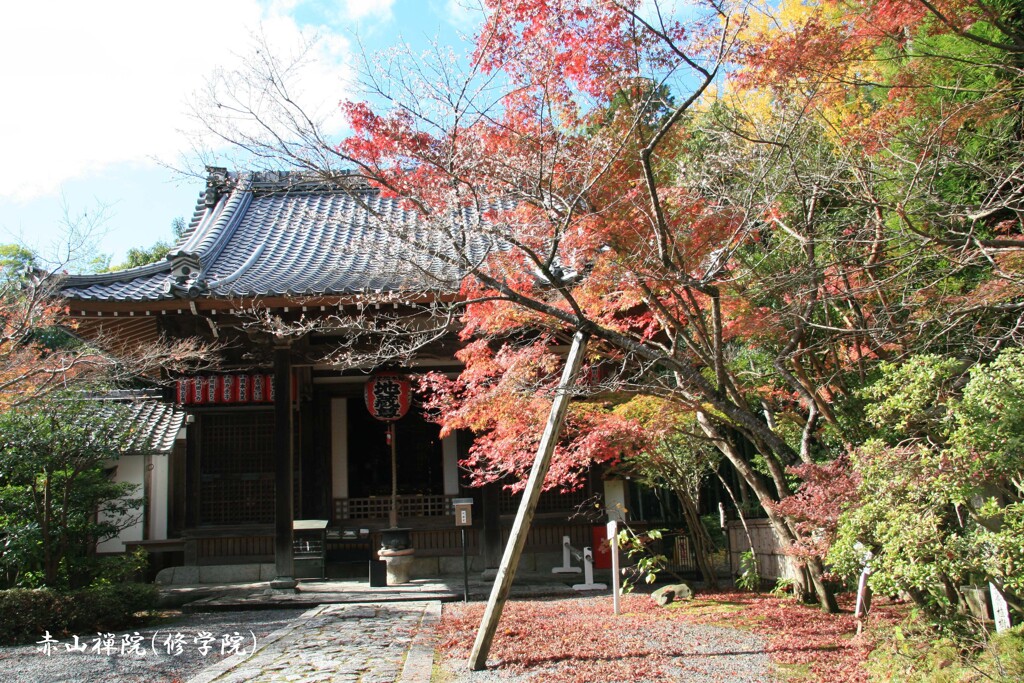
[60,260,172,289]
[65,289,462,316]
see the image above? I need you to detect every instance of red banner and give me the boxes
[175,373,277,405]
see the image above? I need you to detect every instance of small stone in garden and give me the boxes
[652,583,694,606]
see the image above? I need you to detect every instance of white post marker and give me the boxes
[990,583,1011,633]
[853,544,873,634]
[854,567,870,619]
[571,547,607,591]
[573,544,602,593]
[607,520,620,616]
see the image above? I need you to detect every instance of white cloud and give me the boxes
[340,0,396,22]
[440,0,484,32]
[0,1,355,201]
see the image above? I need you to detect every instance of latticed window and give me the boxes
[199,411,275,525]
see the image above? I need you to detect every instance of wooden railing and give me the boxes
[499,487,593,515]
[334,494,457,522]
[335,489,593,522]
[500,522,592,551]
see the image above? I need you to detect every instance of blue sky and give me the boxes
[0,0,481,268]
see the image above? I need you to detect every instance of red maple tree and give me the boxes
[192,0,1024,613]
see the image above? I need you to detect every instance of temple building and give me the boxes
[58,169,607,585]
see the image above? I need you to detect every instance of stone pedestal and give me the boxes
[268,577,297,591]
[379,547,415,584]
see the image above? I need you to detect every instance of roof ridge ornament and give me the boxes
[163,251,209,298]
[204,166,231,207]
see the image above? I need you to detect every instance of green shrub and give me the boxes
[735,549,761,592]
[0,583,157,645]
[867,620,1024,682]
[65,583,158,635]
[0,588,63,644]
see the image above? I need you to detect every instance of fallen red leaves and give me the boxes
[436,591,906,682]
[439,594,684,681]
[681,591,906,682]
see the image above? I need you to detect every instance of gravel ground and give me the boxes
[0,608,305,683]
[437,623,772,683]
[657,623,772,683]
[435,596,774,683]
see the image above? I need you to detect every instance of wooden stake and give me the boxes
[389,421,399,528]
[468,331,589,671]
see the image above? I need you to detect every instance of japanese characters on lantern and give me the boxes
[364,373,412,421]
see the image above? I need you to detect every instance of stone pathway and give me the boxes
[161,576,577,611]
[186,601,440,683]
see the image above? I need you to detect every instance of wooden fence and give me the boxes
[726,518,799,584]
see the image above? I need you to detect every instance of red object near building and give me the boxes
[173,373,295,405]
[364,372,413,421]
[592,525,613,569]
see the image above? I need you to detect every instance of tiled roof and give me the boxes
[93,392,184,454]
[123,399,185,454]
[60,170,498,303]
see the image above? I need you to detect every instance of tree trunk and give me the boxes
[42,475,58,587]
[676,491,718,588]
[696,411,840,613]
[764,509,838,613]
[806,557,840,613]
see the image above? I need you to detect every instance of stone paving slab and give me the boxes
[186,600,442,683]
[186,586,456,612]
[170,577,580,612]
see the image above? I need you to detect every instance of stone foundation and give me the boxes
[155,551,568,585]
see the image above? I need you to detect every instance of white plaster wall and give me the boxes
[149,454,168,541]
[96,456,145,554]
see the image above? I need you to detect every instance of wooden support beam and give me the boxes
[270,344,296,590]
[468,330,588,671]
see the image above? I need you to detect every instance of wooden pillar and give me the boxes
[184,416,198,529]
[169,437,186,538]
[271,344,296,590]
[481,483,502,570]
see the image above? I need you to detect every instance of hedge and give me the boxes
[0,583,158,645]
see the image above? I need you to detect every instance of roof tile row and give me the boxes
[61,172,497,303]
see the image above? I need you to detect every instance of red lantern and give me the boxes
[364,372,412,421]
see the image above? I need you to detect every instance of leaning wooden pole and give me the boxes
[468,330,589,671]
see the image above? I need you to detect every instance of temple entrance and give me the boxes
[346,402,444,498]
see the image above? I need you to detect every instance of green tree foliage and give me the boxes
[0,392,142,588]
[831,349,1024,623]
[0,244,37,283]
[102,216,186,272]
[614,396,722,587]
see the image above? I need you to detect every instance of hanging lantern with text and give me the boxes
[364,372,412,421]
